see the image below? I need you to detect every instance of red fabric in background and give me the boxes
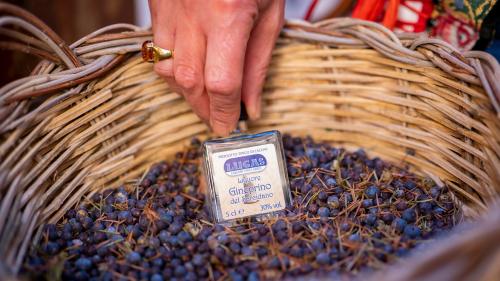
[352,0,433,32]
[395,0,434,32]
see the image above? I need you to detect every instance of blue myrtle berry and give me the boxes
[150,274,163,281]
[365,213,377,226]
[394,189,405,198]
[317,207,330,217]
[404,181,417,190]
[241,246,254,256]
[43,241,60,255]
[248,271,260,281]
[327,195,340,209]
[315,252,331,265]
[402,208,416,222]
[348,233,362,242]
[126,251,141,264]
[433,206,446,215]
[418,201,433,214]
[75,257,92,271]
[365,185,380,199]
[403,225,422,239]
[311,238,325,251]
[362,199,373,208]
[392,218,407,233]
[326,177,337,187]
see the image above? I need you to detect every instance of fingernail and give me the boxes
[248,95,262,120]
[255,95,262,119]
[210,118,234,137]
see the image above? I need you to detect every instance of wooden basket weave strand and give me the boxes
[0,3,499,277]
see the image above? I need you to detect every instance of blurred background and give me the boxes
[1,0,499,85]
[1,0,145,85]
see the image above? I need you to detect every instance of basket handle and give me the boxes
[0,3,81,69]
[0,3,147,104]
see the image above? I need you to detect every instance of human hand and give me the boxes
[149,0,284,136]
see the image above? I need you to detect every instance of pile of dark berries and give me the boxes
[24,135,459,281]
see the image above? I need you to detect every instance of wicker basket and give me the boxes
[0,3,499,279]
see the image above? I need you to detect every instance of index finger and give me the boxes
[204,3,257,136]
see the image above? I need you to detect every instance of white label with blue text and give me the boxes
[211,143,286,220]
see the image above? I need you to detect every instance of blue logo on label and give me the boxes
[224,154,267,176]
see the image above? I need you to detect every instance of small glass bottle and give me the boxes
[202,130,292,223]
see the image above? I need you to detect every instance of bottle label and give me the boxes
[211,143,287,220]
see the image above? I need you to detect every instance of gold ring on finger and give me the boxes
[141,40,173,63]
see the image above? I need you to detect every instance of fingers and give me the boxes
[149,0,280,135]
[173,15,210,122]
[204,3,258,136]
[242,0,284,120]
[150,0,176,89]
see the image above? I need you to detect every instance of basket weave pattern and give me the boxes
[0,3,499,275]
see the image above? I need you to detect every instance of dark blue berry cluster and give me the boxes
[24,135,457,280]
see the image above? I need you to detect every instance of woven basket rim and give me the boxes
[0,3,498,112]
